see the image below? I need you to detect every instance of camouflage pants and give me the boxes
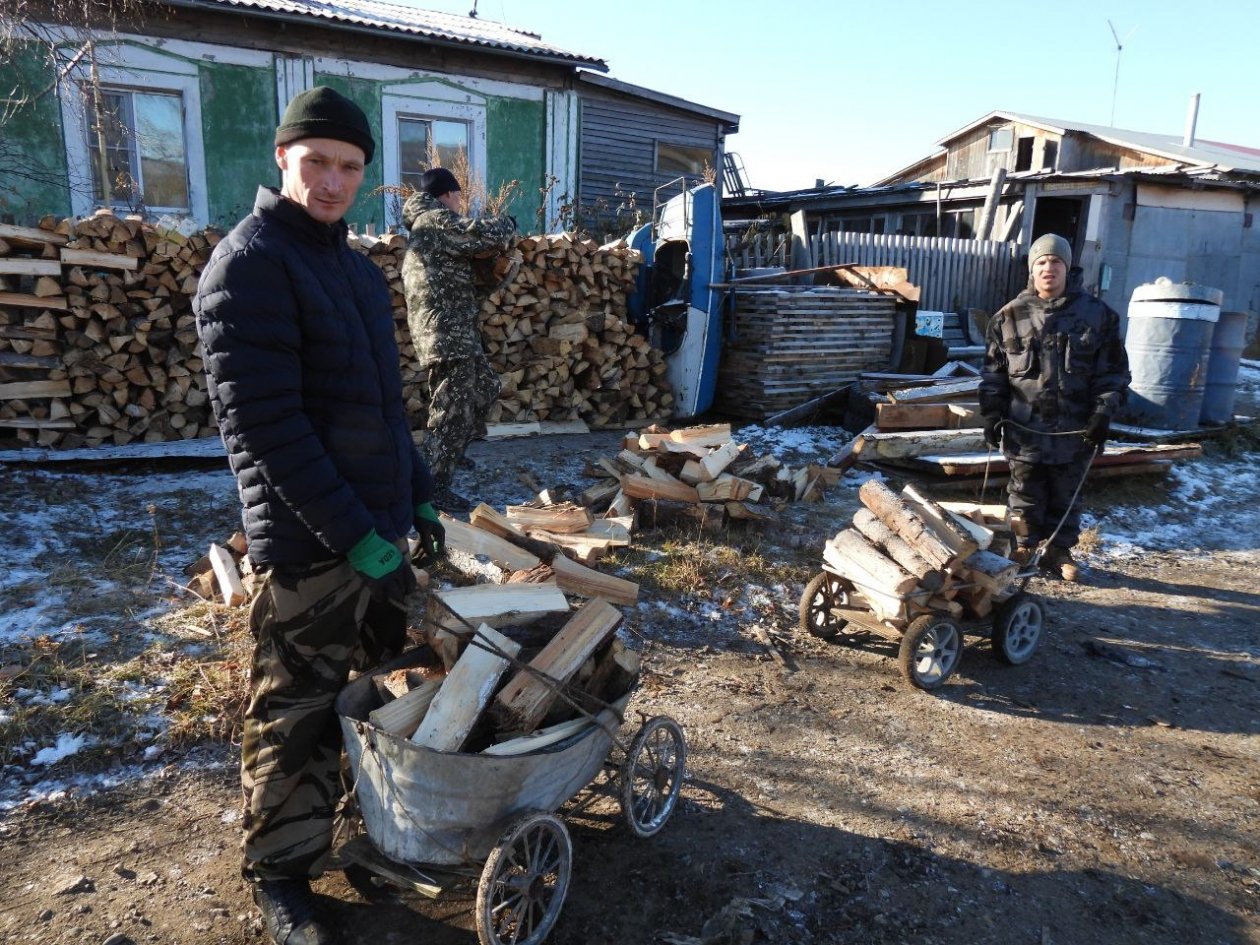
[240,556,405,880]
[418,355,501,489]
[1007,456,1092,551]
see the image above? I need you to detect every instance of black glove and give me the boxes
[348,530,417,604]
[1083,412,1110,446]
[366,561,417,605]
[982,415,1003,450]
[413,501,446,567]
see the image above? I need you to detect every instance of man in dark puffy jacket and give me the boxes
[194,86,445,945]
[979,233,1130,582]
[402,168,516,511]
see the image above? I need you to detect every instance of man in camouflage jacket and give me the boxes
[402,168,517,509]
[978,233,1130,582]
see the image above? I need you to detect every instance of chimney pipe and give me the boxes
[1183,92,1200,148]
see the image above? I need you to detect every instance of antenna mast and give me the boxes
[1108,19,1123,126]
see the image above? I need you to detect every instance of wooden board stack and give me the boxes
[1,215,672,450]
[578,422,841,529]
[353,231,673,429]
[830,362,1203,481]
[714,286,897,420]
[0,214,220,447]
[822,478,1019,626]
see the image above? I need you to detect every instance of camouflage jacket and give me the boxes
[401,192,516,365]
[979,287,1130,464]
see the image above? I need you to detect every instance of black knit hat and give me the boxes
[275,87,375,164]
[420,167,460,198]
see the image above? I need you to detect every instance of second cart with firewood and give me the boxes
[798,478,1045,690]
[329,597,685,945]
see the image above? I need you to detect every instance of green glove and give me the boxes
[347,530,415,603]
[413,501,446,566]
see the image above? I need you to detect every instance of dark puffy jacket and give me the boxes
[979,287,1130,464]
[194,186,433,567]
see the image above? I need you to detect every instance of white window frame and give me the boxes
[58,44,208,223]
[381,83,486,228]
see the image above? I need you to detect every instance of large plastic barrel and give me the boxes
[1200,310,1248,424]
[1124,278,1222,429]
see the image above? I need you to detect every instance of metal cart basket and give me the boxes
[331,646,685,945]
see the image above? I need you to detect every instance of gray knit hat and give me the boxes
[1029,233,1072,270]
[275,87,374,164]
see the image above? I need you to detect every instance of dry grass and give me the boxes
[614,523,812,602]
[1,598,254,770]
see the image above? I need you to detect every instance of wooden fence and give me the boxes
[725,226,1023,315]
[724,228,791,271]
[812,232,1023,315]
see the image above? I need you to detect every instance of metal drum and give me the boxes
[1200,310,1248,425]
[1124,278,1222,429]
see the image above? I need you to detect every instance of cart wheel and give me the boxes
[799,572,865,641]
[898,615,962,690]
[620,716,686,838]
[991,592,1045,665]
[476,812,571,945]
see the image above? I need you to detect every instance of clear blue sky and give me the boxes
[411,0,1259,192]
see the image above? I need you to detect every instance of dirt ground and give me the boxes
[2,420,1259,945]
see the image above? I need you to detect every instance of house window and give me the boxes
[1042,140,1059,171]
[84,87,190,212]
[58,46,208,222]
[656,142,712,177]
[381,84,487,227]
[988,127,1013,152]
[1015,136,1035,172]
[397,116,471,192]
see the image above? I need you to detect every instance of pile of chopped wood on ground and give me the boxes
[824,478,1018,625]
[579,421,841,531]
[831,361,1203,484]
[1,212,670,449]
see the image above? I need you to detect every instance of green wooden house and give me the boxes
[1,0,739,236]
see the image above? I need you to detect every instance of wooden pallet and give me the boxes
[715,288,895,418]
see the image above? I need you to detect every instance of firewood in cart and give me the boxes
[410,624,521,751]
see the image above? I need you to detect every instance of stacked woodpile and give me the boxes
[1,213,670,450]
[824,478,1019,626]
[0,215,219,447]
[578,422,840,530]
[714,285,896,420]
[352,230,672,429]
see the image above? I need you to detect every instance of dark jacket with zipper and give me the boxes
[194,186,433,567]
[979,286,1130,464]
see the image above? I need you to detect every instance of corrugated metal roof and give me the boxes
[938,111,1260,176]
[178,0,606,69]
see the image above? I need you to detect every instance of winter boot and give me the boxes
[1056,549,1080,583]
[251,878,336,945]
